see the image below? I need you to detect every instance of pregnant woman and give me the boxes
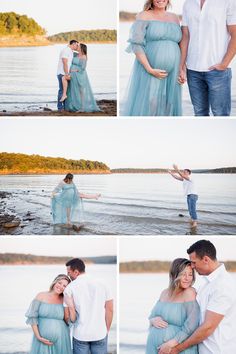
[122,0,182,116]
[51,173,101,228]
[26,274,76,354]
[146,258,199,353]
[62,43,100,112]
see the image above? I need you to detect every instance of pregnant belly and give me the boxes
[146,41,180,73]
[148,325,180,347]
[38,318,68,343]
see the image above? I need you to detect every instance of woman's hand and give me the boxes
[150,316,168,328]
[148,68,168,79]
[178,67,186,85]
[158,339,179,354]
[37,336,53,346]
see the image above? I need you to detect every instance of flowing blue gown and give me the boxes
[51,181,83,225]
[26,299,72,354]
[146,300,199,353]
[65,54,100,112]
[122,20,182,116]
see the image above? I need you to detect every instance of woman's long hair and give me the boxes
[49,274,71,296]
[64,173,73,183]
[168,258,195,295]
[143,0,171,11]
[80,43,87,57]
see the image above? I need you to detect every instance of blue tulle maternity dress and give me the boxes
[123,20,182,116]
[146,301,199,354]
[51,181,83,225]
[26,299,72,354]
[65,55,100,112]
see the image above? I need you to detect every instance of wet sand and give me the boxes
[0,100,117,117]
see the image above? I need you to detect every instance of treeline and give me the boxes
[0,12,46,35]
[196,167,236,174]
[48,29,117,43]
[0,152,110,174]
[0,253,117,265]
[120,261,236,273]
[112,168,167,173]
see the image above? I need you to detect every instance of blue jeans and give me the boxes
[73,336,108,354]
[187,194,198,221]
[187,69,232,116]
[57,74,65,110]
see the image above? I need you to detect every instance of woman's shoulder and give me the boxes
[35,291,49,302]
[166,12,180,24]
[183,287,197,302]
[136,11,151,21]
[159,288,169,301]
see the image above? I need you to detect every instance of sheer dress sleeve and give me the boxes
[174,301,200,343]
[126,20,148,55]
[25,299,41,325]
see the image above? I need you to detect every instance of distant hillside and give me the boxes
[120,260,236,273]
[0,152,110,175]
[111,167,236,174]
[48,29,117,43]
[0,12,49,47]
[0,253,117,265]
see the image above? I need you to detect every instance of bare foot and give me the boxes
[60,95,67,102]
[191,221,197,228]
[72,224,84,232]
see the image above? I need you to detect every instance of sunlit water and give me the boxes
[0,44,116,112]
[119,272,236,353]
[0,173,235,235]
[119,23,236,116]
[0,264,116,354]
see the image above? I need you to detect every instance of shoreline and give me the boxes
[0,100,117,116]
[0,40,116,48]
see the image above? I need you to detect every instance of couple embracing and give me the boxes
[146,240,236,353]
[26,258,113,354]
[123,0,236,116]
[57,40,100,113]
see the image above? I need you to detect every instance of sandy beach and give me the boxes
[0,100,117,117]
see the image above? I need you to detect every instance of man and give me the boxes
[57,39,78,111]
[179,0,236,116]
[168,164,198,228]
[159,240,236,354]
[64,258,113,354]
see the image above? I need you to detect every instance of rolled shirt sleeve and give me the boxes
[227,0,236,25]
[181,2,188,27]
[207,287,235,315]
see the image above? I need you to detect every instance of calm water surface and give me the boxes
[0,44,116,111]
[119,23,236,116]
[0,264,116,354]
[120,272,236,354]
[0,173,235,235]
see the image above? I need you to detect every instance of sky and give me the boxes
[0,237,117,257]
[0,118,235,169]
[119,236,236,262]
[119,0,185,14]
[0,0,117,35]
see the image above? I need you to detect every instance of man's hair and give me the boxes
[66,258,85,272]
[187,240,217,260]
[69,39,78,45]
[184,169,191,174]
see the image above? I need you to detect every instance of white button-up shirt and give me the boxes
[182,0,236,71]
[64,273,113,341]
[57,46,74,75]
[196,264,236,354]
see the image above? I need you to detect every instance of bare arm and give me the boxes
[79,193,101,200]
[168,170,184,181]
[209,25,236,70]
[173,164,190,181]
[31,324,53,346]
[178,26,190,82]
[105,300,113,332]
[170,311,224,354]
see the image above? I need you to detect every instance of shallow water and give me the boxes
[0,264,117,353]
[0,173,235,235]
[0,44,116,112]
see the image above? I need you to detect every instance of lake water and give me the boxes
[119,272,236,354]
[0,264,117,354]
[0,173,235,235]
[0,43,116,112]
[119,22,236,116]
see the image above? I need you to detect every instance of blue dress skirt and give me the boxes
[65,55,100,112]
[51,181,83,225]
[146,300,199,353]
[26,299,72,354]
[122,20,182,116]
